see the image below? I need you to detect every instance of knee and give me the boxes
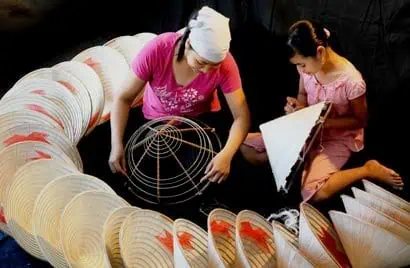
[310,186,330,203]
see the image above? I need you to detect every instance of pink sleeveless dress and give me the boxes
[244,63,366,201]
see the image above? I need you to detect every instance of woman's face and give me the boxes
[290,47,325,75]
[185,40,221,73]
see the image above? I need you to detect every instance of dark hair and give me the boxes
[287,20,329,58]
[176,9,199,62]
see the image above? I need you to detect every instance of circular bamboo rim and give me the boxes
[14,67,92,138]
[54,61,105,135]
[299,202,349,268]
[103,206,141,267]
[272,221,315,268]
[103,35,145,66]
[173,218,208,268]
[119,209,174,268]
[72,45,128,125]
[363,179,410,213]
[0,109,62,135]
[5,159,78,260]
[235,210,276,268]
[329,210,410,268]
[0,140,77,215]
[352,187,410,228]
[33,174,115,268]
[342,194,410,242]
[0,123,83,171]
[207,208,236,268]
[48,65,94,137]
[6,78,83,144]
[133,32,157,44]
[60,190,129,268]
[0,93,75,144]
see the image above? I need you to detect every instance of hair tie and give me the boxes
[324,28,331,38]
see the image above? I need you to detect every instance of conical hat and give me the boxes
[5,159,78,260]
[352,187,410,227]
[0,123,83,171]
[341,194,410,242]
[49,64,94,136]
[103,35,147,109]
[0,109,62,134]
[134,32,157,44]
[60,190,129,267]
[72,45,129,124]
[259,101,327,192]
[0,94,74,142]
[235,210,276,268]
[7,77,83,144]
[119,209,174,268]
[207,208,236,268]
[13,67,91,138]
[272,221,315,268]
[362,179,410,213]
[103,206,141,267]
[177,27,186,35]
[104,35,146,66]
[33,174,115,268]
[299,203,350,268]
[329,210,410,268]
[53,61,104,135]
[0,140,77,234]
[173,218,208,268]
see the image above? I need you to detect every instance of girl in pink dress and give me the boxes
[109,6,250,184]
[241,20,403,202]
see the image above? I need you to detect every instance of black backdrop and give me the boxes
[1,0,410,264]
[1,0,409,209]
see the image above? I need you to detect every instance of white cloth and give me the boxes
[188,6,231,63]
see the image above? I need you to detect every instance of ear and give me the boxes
[185,38,191,49]
[316,46,325,57]
[316,46,326,62]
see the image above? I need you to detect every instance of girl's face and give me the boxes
[185,39,221,73]
[290,46,326,75]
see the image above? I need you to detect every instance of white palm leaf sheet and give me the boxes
[260,101,326,192]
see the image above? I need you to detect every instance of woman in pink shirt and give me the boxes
[109,6,250,184]
[241,20,403,202]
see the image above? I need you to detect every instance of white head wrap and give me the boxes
[188,6,231,63]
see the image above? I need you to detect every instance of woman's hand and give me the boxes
[284,97,305,114]
[108,143,127,177]
[201,151,233,184]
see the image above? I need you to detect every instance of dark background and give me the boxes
[1,0,409,266]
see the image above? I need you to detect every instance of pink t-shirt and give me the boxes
[131,32,242,119]
[300,62,366,152]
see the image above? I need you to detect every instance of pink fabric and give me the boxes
[131,32,242,119]
[301,140,351,202]
[300,64,366,152]
[242,133,266,153]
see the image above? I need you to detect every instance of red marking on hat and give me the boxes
[25,104,64,130]
[58,81,76,94]
[211,220,232,238]
[3,132,50,147]
[318,226,351,268]
[178,232,193,250]
[28,150,52,161]
[156,230,174,253]
[240,221,270,251]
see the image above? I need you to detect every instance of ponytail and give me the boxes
[176,9,199,62]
